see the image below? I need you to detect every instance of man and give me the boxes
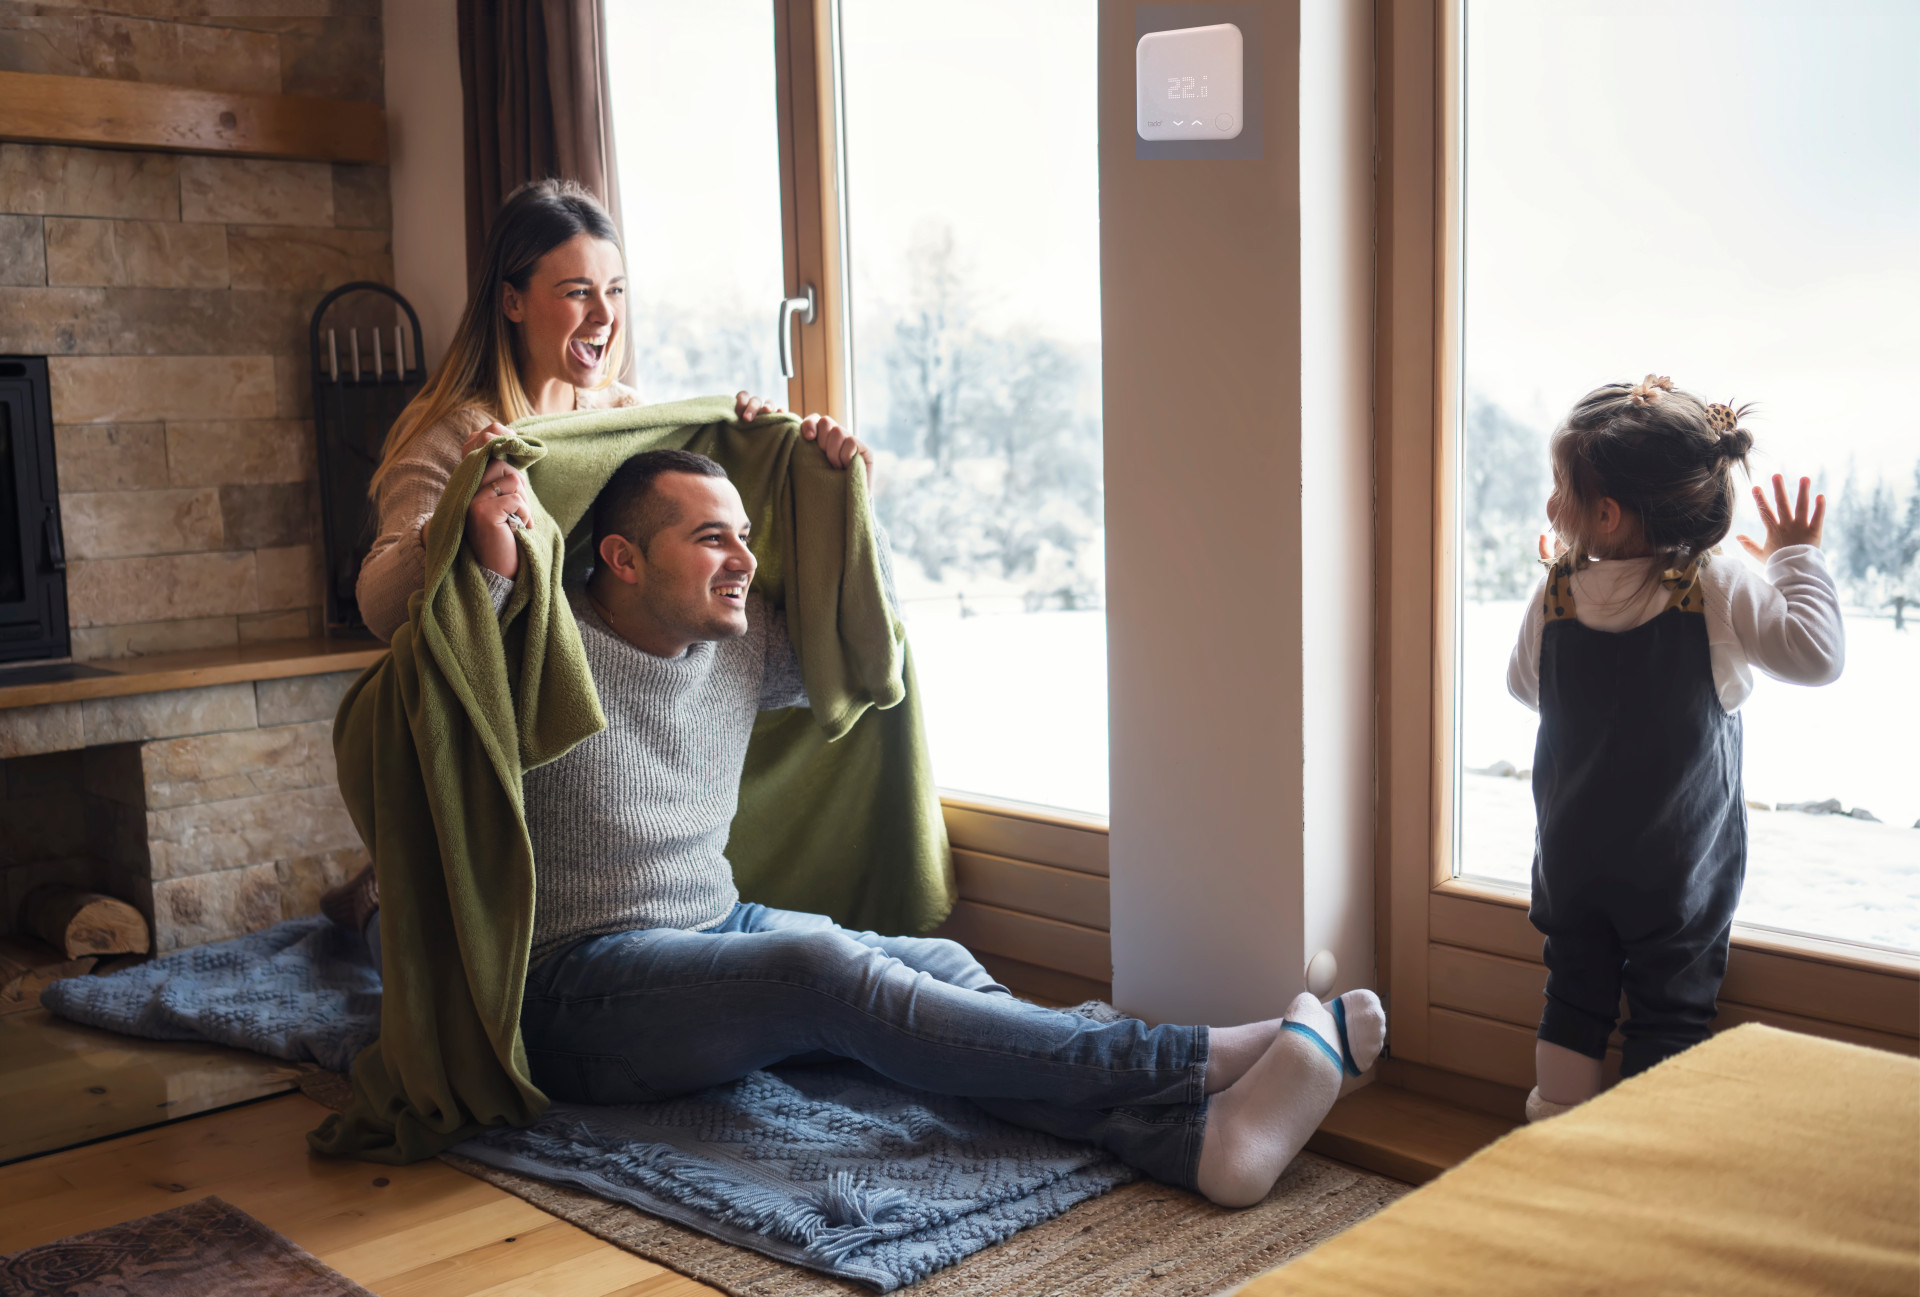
[340,445,1385,1208]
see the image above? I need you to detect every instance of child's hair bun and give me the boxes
[1705,401,1753,462]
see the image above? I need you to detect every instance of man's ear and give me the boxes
[597,534,643,586]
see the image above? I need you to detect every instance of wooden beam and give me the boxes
[0,72,387,165]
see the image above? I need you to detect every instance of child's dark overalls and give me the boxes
[1529,554,1746,1077]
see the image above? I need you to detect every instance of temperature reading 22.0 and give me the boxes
[1165,75,1209,99]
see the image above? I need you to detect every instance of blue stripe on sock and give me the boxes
[1331,996,1363,1076]
[1283,1019,1345,1074]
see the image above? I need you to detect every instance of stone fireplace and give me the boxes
[0,665,372,953]
[0,0,392,954]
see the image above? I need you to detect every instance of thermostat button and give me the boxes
[1217,113,1235,131]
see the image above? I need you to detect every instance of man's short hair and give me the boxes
[591,448,730,557]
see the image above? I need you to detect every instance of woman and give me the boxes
[326,178,866,940]
[357,178,866,642]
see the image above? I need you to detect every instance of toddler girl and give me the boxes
[1506,375,1844,1122]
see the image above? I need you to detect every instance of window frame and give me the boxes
[1376,0,1917,1090]
[773,0,1112,999]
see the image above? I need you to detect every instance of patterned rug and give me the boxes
[301,1070,1409,1296]
[0,1195,373,1296]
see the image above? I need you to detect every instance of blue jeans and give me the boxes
[516,902,1211,1187]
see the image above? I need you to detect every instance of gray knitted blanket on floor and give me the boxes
[41,916,381,1073]
[40,918,1135,1291]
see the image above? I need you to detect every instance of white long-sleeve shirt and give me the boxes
[1507,545,1845,714]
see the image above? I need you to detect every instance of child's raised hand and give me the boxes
[1737,474,1824,562]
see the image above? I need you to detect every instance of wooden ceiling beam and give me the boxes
[0,71,388,165]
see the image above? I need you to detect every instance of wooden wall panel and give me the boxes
[942,798,1108,877]
[1429,942,1544,1029]
[1430,889,1539,961]
[931,900,1111,986]
[951,850,1109,932]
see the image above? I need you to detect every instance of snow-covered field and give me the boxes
[902,601,1918,951]
[1460,600,1920,951]
[904,606,1108,818]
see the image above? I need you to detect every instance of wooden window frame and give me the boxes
[1376,0,1917,1092]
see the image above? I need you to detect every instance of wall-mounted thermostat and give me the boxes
[1136,23,1243,141]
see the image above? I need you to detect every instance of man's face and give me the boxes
[631,473,756,645]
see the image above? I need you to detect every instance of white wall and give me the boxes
[1103,1,1307,1028]
[1299,0,1377,999]
[383,0,468,366]
[1104,0,1376,1027]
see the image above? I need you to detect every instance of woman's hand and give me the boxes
[461,420,511,458]
[1738,473,1825,563]
[799,412,873,474]
[736,391,784,423]
[465,457,532,578]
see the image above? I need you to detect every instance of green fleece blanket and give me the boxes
[309,396,953,1163]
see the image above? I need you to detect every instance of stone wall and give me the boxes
[0,670,366,952]
[0,1,391,659]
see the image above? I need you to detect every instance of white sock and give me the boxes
[1205,1017,1288,1094]
[1525,1087,1579,1122]
[1333,989,1386,1072]
[1195,992,1344,1208]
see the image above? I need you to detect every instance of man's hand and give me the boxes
[465,457,532,578]
[736,391,783,423]
[1738,473,1825,563]
[799,412,873,474]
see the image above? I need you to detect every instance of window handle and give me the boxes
[778,285,816,380]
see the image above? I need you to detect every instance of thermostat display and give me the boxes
[1136,23,1243,141]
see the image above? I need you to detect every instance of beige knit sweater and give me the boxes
[357,382,643,642]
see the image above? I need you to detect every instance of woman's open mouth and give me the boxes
[569,336,607,368]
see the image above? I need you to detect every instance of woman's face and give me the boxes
[502,232,626,392]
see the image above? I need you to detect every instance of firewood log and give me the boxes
[0,937,97,1014]
[24,886,150,958]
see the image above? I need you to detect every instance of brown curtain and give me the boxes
[458,0,623,287]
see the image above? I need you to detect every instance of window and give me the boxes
[1456,0,1919,952]
[837,0,1107,817]
[605,0,787,405]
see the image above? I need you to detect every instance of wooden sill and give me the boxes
[0,637,384,711]
[0,71,387,164]
[1306,1079,1518,1185]
[1435,876,1920,979]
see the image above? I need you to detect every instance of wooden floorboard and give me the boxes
[0,1093,721,1296]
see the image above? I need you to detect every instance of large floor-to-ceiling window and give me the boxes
[1455,0,1918,952]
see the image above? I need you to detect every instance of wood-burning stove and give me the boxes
[0,357,70,665]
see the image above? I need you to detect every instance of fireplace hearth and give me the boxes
[0,357,69,666]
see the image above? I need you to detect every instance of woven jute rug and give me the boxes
[299,1069,1407,1295]
[0,1194,375,1296]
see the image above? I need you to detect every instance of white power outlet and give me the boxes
[1136,23,1244,142]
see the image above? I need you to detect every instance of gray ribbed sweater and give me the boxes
[492,583,807,963]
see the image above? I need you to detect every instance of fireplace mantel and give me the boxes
[0,637,382,712]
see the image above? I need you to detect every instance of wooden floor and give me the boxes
[0,1002,1516,1294]
[0,1092,723,1296]
[0,1007,301,1164]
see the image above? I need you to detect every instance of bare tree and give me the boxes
[884,224,981,472]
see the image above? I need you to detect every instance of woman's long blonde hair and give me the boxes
[370,178,627,496]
